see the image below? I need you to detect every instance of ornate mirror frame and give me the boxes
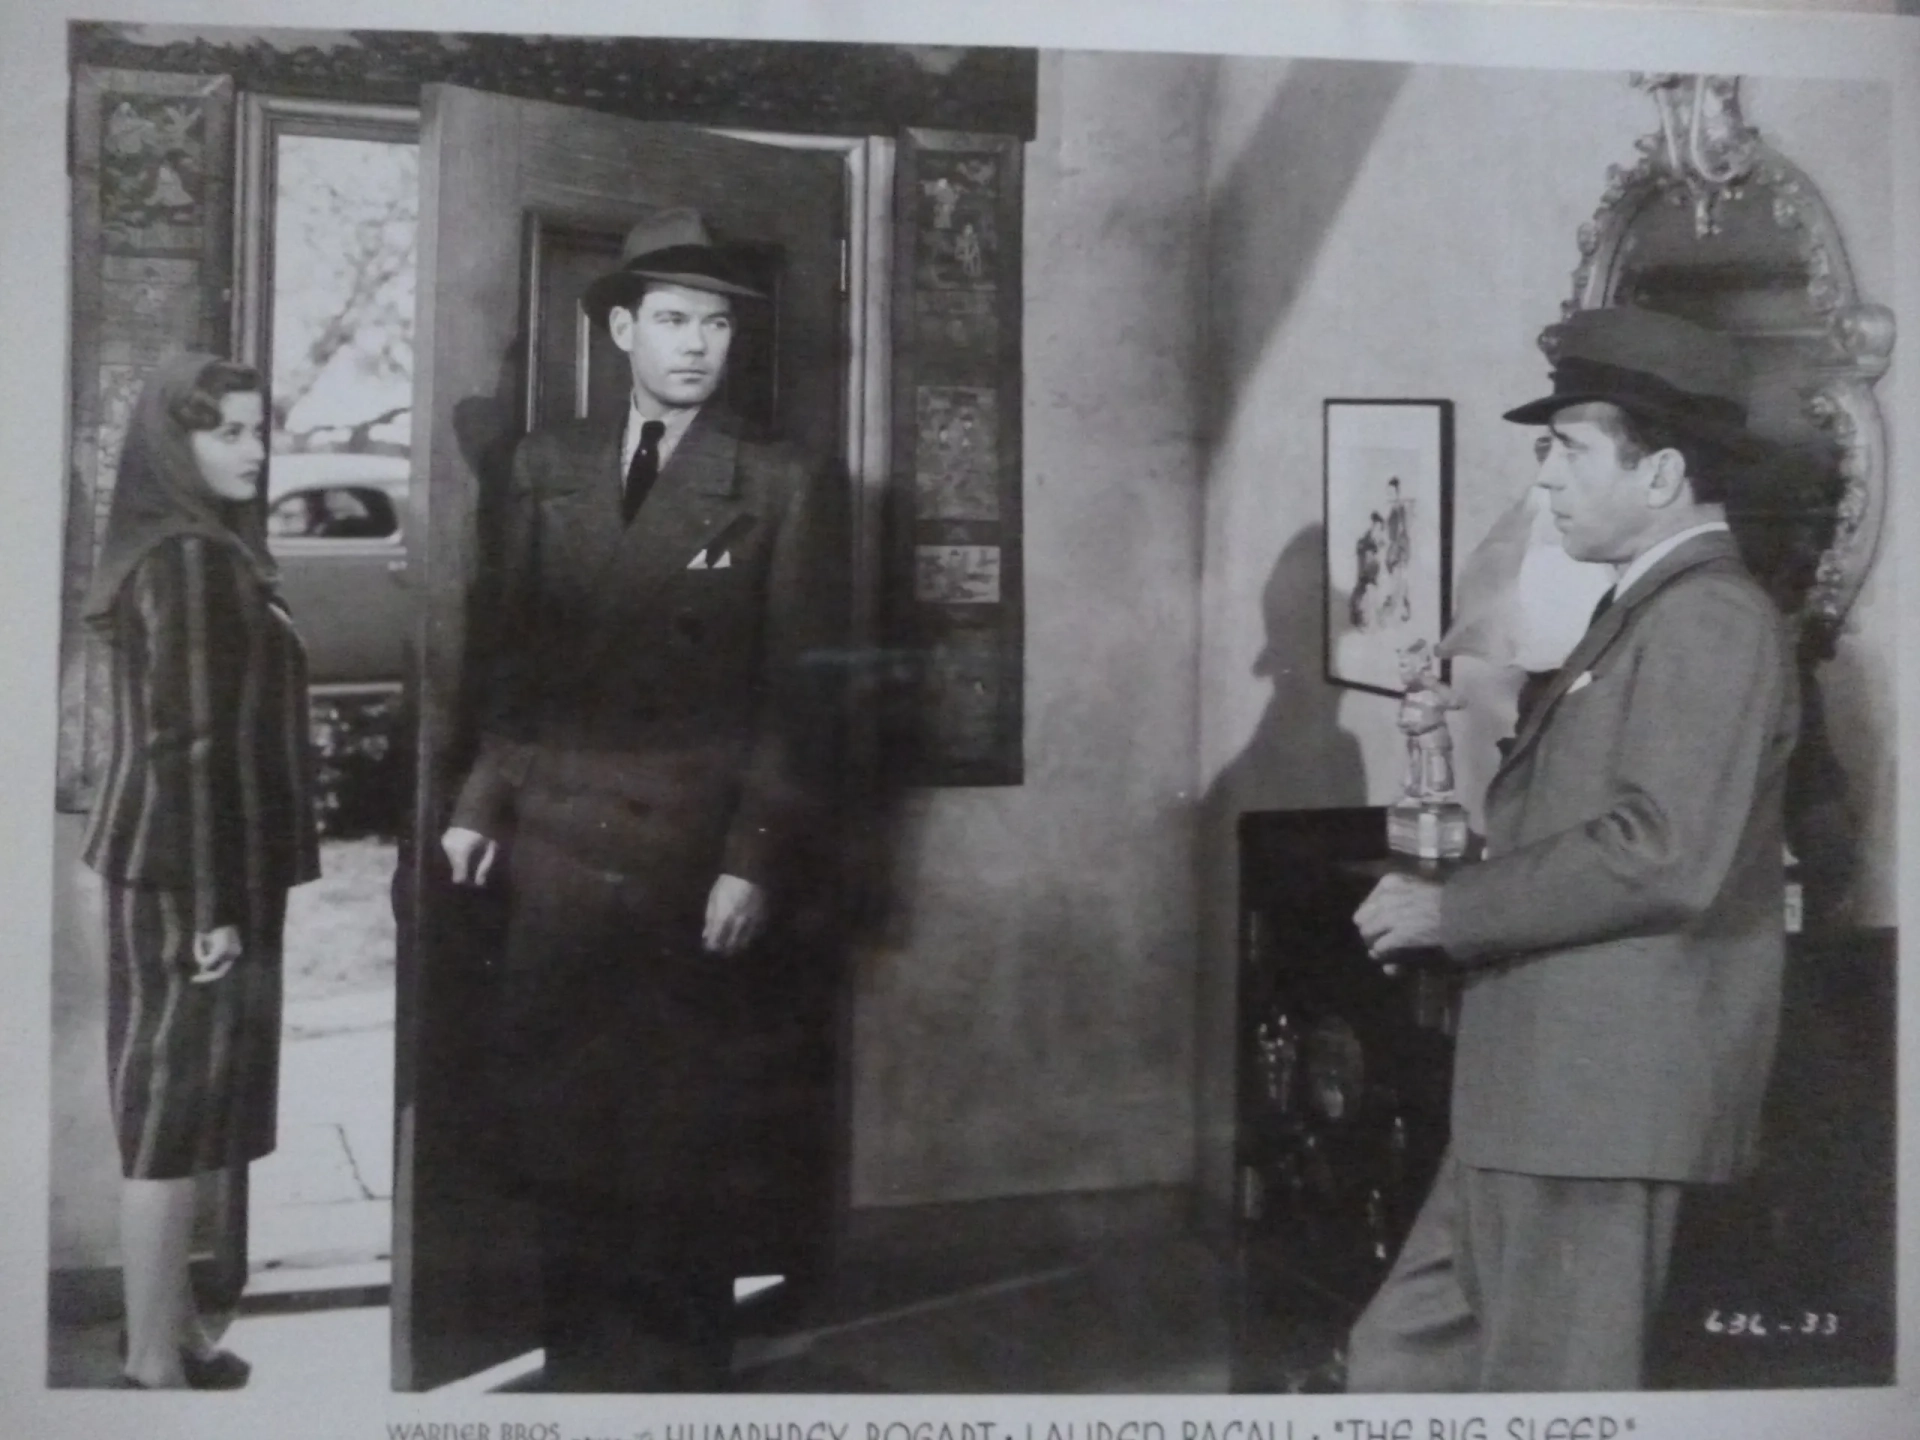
[1558,74,1895,654]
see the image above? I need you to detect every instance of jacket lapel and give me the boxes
[571,406,755,668]
[539,422,626,592]
[613,404,746,586]
[1494,531,1745,777]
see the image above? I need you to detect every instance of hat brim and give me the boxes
[1502,390,1773,459]
[582,265,765,330]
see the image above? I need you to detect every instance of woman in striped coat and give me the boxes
[80,352,319,1389]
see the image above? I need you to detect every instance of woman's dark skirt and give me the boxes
[104,881,286,1180]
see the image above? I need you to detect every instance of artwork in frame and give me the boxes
[1323,398,1454,696]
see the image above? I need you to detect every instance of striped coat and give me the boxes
[83,534,319,924]
[82,534,319,1178]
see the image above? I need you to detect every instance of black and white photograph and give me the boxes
[1323,398,1453,695]
[2,2,1917,1438]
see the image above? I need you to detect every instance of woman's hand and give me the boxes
[190,926,242,984]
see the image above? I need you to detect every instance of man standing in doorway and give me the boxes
[442,209,840,1392]
[1345,306,1799,1392]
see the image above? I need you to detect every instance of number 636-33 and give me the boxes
[1705,1310,1839,1336]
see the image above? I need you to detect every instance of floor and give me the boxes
[49,1304,389,1392]
[48,1234,1235,1393]
[251,987,395,1279]
[734,1235,1233,1393]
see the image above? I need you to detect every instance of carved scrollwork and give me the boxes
[1628,74,1761,239]
[1801,381,1887,645]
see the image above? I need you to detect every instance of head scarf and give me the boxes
[80,351,279,635]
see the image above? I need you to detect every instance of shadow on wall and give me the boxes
[1203,59,1411,439]
[1193,524,1369,1216]
[1208,522,1369,828]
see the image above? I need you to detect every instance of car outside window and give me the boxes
[269,484,400,541]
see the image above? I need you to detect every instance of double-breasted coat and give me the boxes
[450,403,841,1220]
[1436,530,1800,1183]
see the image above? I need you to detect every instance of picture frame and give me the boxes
[1323,397,1455,696]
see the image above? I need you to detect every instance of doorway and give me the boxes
[234,98,422,1301]
[397,84,889,1390]
[235,87,891,1388]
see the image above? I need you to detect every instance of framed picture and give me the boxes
[1323,398,1455,696]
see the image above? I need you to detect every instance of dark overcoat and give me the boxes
[450,404,841,1222]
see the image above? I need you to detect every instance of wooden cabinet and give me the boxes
[1230,807,1453,1392]
[1229,806,1895,1392]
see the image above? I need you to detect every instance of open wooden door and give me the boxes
[395,83,851,1391]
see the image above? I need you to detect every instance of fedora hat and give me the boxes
[1504,306,1769,457]
[580,208,764,330]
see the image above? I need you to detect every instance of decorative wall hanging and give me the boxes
[888,130,1025,784]
[59,66,236,809]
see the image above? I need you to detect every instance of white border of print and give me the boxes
[1,2,1914,1439]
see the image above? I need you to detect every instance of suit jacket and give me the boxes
[449,403,837,894]
[446,405,843,1216]
[1437,530,1799,1183]
[83,535,320,931]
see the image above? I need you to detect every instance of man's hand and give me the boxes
[441,826,500,887]
[190,925,242,985]
[1354,873,1447,967]
[703,873,768,956]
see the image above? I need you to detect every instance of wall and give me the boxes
[848,50,1211,1206]
[48,816,120,1270]
[1195,60,1900,1207]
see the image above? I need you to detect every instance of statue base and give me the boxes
[1387,797,1469,862]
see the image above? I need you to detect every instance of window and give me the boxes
[268,484,401,541]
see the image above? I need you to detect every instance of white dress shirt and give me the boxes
[621,397,698,476]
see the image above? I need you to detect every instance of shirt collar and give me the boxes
[1612,520,1730,601]
[622,396,700,469]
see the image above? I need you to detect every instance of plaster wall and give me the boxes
[848,50,1212,1206]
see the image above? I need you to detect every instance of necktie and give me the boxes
[623,419,666,525]
[1588,587,1616,630]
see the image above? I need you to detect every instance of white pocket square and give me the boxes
[1566,670,1594,695]
[686,551,732,570]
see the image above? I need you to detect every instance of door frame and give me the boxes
[228,97,895,1341]
[711,128,894,706]
[397,92,894,1388]
[232,96,424,379]
[217,93,422,1310]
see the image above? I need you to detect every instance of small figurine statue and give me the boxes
[1395,639,1463,802]
[1388,639,1470,860]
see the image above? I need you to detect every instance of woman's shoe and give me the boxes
[180,1348,251,1390]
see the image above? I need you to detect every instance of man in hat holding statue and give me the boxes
[440,210,840,1392]
[1345,306,1800,1391]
